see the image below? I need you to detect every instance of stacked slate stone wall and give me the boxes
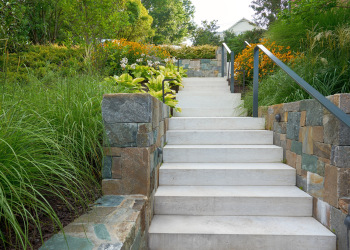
[259,93,350,250]
[178,47,227,77]
[41,93,170,249]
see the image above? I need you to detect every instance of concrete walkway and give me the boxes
[149,77,336,250]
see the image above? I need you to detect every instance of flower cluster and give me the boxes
[234,39,298,83]
[120,57,128,68]
[100,39,171,75]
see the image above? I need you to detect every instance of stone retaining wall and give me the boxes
[178,47,227,77]
[259,93,350,250]
[41,93,170,250]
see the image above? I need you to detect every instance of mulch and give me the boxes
[0,186,101,250]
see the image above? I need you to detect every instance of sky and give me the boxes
[190,0,255,32]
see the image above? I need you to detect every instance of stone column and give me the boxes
[101,93,170,197]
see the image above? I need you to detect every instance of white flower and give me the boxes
[164,58,170,63]
[172,57,177,63]
[141,53,145,57]
[136,58,143,63]
[154,61,160,65]
[147,60,153,67]
[120,57,128,64]
[131,63,137,69]
[120,63,126,68]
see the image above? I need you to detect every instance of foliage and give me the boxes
[223,29,265,56]
[164,45,217,59]
[0,0,154,50]
[250,0,289,28]
[0,44,86,83]
[266,0,348,51]
[143,0,195,44]
[146,74,181,112]
[97,39,171,76]
[234,39,297,83]
[0,1,28,50]
[101,62,186,110]
[0,72,113,249]
[192,20,221,46]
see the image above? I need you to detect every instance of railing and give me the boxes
[253,44,350,128]
[221,43,234,93]
[162,79,176,103]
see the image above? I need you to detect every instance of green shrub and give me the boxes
[164,45,217,59]
[0,45,86,83]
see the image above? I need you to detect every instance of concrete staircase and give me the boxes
[149,78,336,250]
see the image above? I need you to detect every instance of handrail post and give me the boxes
[230,52,234,93]
[221,44,225,77]
[253,47,259,117]
[162,79,176,103]
[177,59,180,72]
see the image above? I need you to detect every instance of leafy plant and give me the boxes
[146,75,181,111]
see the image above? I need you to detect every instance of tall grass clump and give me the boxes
[0,71,114,249]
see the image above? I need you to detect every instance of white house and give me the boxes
[218,18,262,39]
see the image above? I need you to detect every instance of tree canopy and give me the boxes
[143,0,195,44]
[250,0,288,27]
[191,20,221,46]
[0,0,154,50]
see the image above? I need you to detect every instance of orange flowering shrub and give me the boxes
[234,39,298,83]
[96,39,171,75]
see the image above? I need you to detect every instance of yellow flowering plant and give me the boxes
[234,39,298,84]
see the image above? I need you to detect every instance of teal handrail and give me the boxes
[253,44,350,128]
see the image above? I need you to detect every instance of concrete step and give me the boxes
[154,185,311,216]
[149,215,336,250]
[163,145,283,163]
[169,117,265,130]
[176,94,242,108]
[159,163,296,186]
[180,86,229,92]
[166,130,273,145]
[174,107,246,117]
[182,77,227,83]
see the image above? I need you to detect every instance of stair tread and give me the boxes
[149,215,334,236]
[164,144,281,149]
[167,129,271,132]
[155,185,310,198]
[161,162,294,170]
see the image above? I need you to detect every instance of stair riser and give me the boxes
[174,108,246,117]
[154,197,312,216]
[149,234,336,250]
[166,131,273,145]
[163,148,283,163]
[159,169,296,186]
[176,97,242,108]
[169,118,265,130]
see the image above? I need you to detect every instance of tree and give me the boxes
[62,0,153,45]
[250,0,288,28]
[224,29,264,55]
[143,0,195,44]
[191,20,221,46]
[0,0,28,50]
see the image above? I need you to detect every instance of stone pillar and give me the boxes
[216,46,227,77]
[101,93,170,197]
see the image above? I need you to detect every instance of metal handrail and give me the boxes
[253,44,350,128]
[221,43,234,93]
[162,79,176,103]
